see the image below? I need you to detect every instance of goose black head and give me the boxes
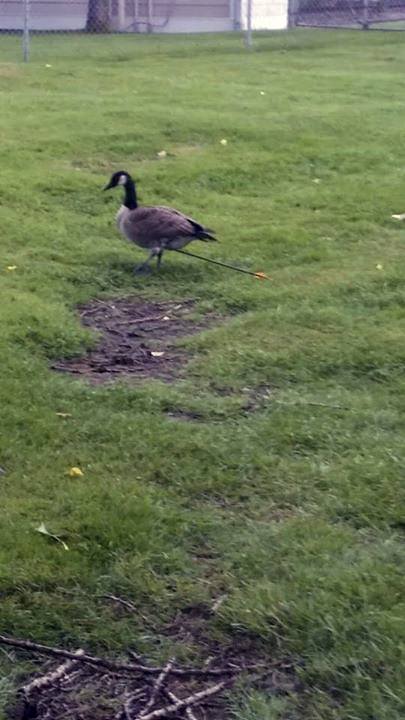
[103,171,133,191]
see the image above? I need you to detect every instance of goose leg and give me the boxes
[156,250,163,270]
[134,251,156,274]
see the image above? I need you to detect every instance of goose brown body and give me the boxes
[117,204,216,250]
[104,171,217,272]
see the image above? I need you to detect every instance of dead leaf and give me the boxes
[56,412,72,418]
[35,522,69,551]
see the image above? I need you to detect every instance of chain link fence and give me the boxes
[2,0,404,63]
[0,0,292,61]
[291,0,405,28]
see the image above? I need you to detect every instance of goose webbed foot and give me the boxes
[133,249,160,275]
[134,262,153,275]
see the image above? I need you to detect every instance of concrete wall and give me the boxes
[110,0,235,32]
[0,0,87,30]
[240,0,288,28]
[0,0,234,30]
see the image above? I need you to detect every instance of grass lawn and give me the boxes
[1,28,405,719]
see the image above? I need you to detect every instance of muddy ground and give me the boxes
[52,297,213,383]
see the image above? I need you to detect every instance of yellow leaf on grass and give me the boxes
[69,466,84,477]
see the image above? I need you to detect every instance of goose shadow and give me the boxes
[110,257,217,283]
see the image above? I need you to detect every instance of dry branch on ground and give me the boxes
[1,634,267,720]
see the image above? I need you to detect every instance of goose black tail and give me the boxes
[197,229,217,242]
[189,219,217,242]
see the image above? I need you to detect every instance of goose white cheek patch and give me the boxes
[118,175,127,186]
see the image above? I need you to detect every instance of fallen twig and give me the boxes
[0,635,154,675]
[138,658,175,718]
[163,688,198,720]
[101,594,139,613]
[22,650,84,697]
[115,315,168,326]
[122,689,146,720]
[0,635,250,678]
[136,680,228,720]
[128,650,145,662]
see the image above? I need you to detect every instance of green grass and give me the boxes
[1,28,405,719]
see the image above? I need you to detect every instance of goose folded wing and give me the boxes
[126,206,201,240]
[158,206,210,234]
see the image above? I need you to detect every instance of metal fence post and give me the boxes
[288,0,299,27]
[362,0,370,28]
[245,0,252,48]
[147,0,153,32]
[117,0,125,30]
[22,0,30,62]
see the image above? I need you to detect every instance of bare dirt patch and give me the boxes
[161,603,302,697]
[52,297,214,383]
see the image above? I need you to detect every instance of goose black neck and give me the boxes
[124,178,138,210]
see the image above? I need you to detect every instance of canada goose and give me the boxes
[103,170,217,273]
